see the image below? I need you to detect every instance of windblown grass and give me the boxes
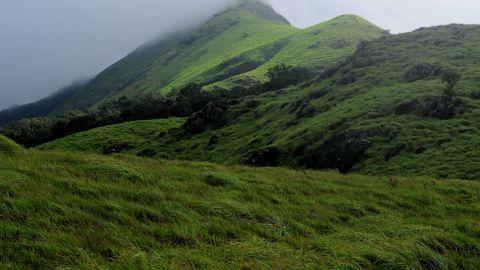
[0,150,479,269]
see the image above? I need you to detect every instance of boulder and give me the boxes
[395,100,418,115]
[246,147,280,167]
[306,130,371,173]
[102,143,130,155]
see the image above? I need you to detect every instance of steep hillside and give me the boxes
[39,1,382,114]
[1,149,479,268]
[0,79,88,125]
[211,14,384,89]
[42,24,480,180]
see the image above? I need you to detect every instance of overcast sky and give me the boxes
[1,0,479,109]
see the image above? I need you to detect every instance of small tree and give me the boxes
[441,69,461,101]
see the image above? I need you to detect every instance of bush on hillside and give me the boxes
[102,143,131,155]
[305,130,371,173]
[419,69,466,119]
[183,100,230,134]
[405,63,444,82]
[263,64,313,91]
[418,96,466,119]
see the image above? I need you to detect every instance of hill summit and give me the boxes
[233,0,291,24]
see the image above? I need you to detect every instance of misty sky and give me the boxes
[1,0,479,109]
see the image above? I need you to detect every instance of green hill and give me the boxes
[1,149,479,269]
[39,118,184,154]
[0,135,21,154]
[41,24,480,180]
[46,1,383,114]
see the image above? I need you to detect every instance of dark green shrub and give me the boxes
[305,130,371,173]
[405,63,444,82]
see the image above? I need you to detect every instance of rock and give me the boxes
[458,127,474,134]
[405,63,444,82]
[395,100,418,115]
[418,96,466,120]
[437,138,452,146]
[137,148,157,157]
[296,102,316,118]
[245,99,261,108]
[306,130,371,173]
[102,143,130,155]
[208,135,219,147]
[203,173,228,187]
[385,144,406,161]
[307,88,329,100]
[415,147,427,154]
[246,147,280,167]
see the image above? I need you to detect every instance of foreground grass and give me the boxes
[0,150,479,269]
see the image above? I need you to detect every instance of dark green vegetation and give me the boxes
[0,84,208,147]
[1,149,479,269]
[0,1,383,122]
[42,24,480,180]
[1,64,318,148]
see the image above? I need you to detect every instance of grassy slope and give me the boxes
[52,2,383,113]
[42,24,480,180]
[214,14,384,88]
[53,3,297,113]
[0,135,22,154]
[1,149,479,269]
[40,118,184,154]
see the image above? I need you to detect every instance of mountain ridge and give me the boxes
[0,1,383,121]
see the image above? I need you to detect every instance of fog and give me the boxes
[0,0,236,109]
[270,0,480,33]
[1,0,479,109]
